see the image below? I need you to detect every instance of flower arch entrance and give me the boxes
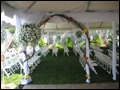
[38,14,97,83]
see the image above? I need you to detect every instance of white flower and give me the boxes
[17,23,41,47]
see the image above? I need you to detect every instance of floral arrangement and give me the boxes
[84,56,88,60]
[86,74,89,78]
[26,75,29,79]
[1,28,6,43]
[76,31,82,38]
[17,23,41,47]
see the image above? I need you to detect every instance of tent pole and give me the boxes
[85,22,90,83]
[112,21,116,80]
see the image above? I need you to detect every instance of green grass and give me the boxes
[1,70,24,85]
[1,48,119,85]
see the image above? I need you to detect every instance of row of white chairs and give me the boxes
[78,49,98,74]
[1,46,42,77]
[1,48,20,77]
[94,49,119,75]
[90,45,103,53]
[19,45,42,75]
[107,49,119,64]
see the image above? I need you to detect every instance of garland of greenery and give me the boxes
[1,28,6,43]
[76,31,82,38]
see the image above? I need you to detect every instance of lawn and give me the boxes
[1,48,119,86]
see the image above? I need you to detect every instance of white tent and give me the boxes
[1,1,119,82]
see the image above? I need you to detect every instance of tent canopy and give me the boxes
[1,1,119,30]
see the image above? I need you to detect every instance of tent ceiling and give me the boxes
[41,21,119,30]
[1,1,119,30]
[5,1,119,12]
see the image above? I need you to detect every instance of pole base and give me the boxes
[20,76,32,85]
[86,79,90,83]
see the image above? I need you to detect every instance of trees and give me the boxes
[6,28,15,34]
[66,37,72,48]
[91,34,103,46]
[38,37,46,47]
[57,36,61,46]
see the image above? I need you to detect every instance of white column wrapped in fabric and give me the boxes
[19,46,32,85]
[15,10,22,43]
[85,34,90,83]
[112,21,116,80]
[85,22,90,83]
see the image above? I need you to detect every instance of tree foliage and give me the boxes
[91,34,103,46]
[66,37,72,47]
[38,37,46,47]
[6,28,15,34]
[57,36,61,46]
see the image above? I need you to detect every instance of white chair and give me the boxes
[8,48,19,57]
[52,45,58,56]
[94,49,119,74]
[91,45,103,52]
[18,58,24,75]
[73,45,79,56]
[35,45,42,64]
[78,50,86,70]
[107,49,119,65]
[40,46,49,57]
[3,52,17,77]
[78,49,98,74]
[10,52,20,70]
[63,46,69,56]
[1,62,11,77]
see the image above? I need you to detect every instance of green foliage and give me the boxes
[6,28,15,34]
[38,37,46,47]
[66,37,72,47]
[80,41,86,45]
[57,36,61,46]
[109,32,119,46]
[91,34,103,46]
[51,43,63,49]
[55,44,63,49]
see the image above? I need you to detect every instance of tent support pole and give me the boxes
[112,21,116,80]
[85,22,90,83]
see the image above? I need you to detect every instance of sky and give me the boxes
[1,11,16,26]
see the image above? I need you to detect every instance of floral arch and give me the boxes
[38,14,97,83]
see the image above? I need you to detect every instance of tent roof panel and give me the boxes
[5,1,119,12]
[89,1,119,11]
